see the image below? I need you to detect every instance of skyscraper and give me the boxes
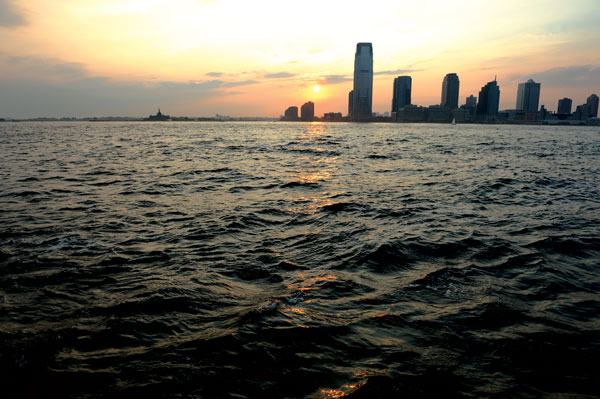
[557,98,572,114]
[586,94,599,117]
[476,79,500,117]
[391,76,412,114]
[516,79,541,112]
[441,73,460,110]
[301,101,314,121]
[350,43,373,120]
[283,106,299,121]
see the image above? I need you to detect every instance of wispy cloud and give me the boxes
[320,74,352,84]
[374,68,421,76]
[159,79,259,89]
[0,0,26,27]
[264,72,297,79]
[205,72,223,77]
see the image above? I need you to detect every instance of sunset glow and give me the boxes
[0,0,598,117]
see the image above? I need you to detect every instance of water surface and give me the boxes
[1,122,599,398]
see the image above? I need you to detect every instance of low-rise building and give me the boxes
[323,112,343,122]
[426,105,451,123]
[395,105,426,122]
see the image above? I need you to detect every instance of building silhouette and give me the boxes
[427,105,451,122]
[459,95,477,121]
[391,76,412,115]
[516,79,541,113]
[283,106,299,121]
[465,95,477,108]
[557,98,572,115]
[476,79,500,118]
[441,73,460,110]
[573,104,588,120]
[395,105,426,122]
[301,101,315,121]
[586,94,599,117]
[323,112,343,122]
[147,109,171,121]
[350,43,373,120]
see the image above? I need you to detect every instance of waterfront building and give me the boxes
[391,76,412,115]
[350,43,373,120]
[395,105,426,122]
[516,79,541,113]
[301,101,315,121]
[348,90,354,116]
[476,79,500,119]
[282,106,299,121]
[557,98,572,115]
[147,109,171,121]
[461,95,477,119]
[323,112,343,122]
[586,94,599,117]
[573,104,588,120]
[451,108,468,123]
[465,95,477,107]
[538,105,555,121]
[441,73,460,109]
[426,105,451,123]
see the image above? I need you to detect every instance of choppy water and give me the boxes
[1,121,599,398]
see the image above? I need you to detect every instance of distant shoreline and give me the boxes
[1,118,598,126]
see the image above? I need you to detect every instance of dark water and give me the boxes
[1,121,599,398]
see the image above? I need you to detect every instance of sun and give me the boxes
[313,85,320,93]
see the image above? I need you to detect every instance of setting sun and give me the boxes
[313,85,321,93]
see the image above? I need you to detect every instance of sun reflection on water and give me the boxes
[285,123,342,215]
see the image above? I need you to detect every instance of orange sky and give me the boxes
[0,0,599,117]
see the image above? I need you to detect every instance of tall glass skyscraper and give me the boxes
[391,76,412,115]
[476,79,500,117]
[350,43,373,120]
[516,79,541,112]
[441,73,460,110]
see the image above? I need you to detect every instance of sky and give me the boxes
[0,0,599,118]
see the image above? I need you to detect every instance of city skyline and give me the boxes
[0,0,599,118]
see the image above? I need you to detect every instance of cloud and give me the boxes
[508,65,600,88]
[0,0,26,27]
[374,68,421,76]
[159,79,258,89]
[316,70,419,84]
[5,55,88,80]
[0,54,259,117]
[205,72,223,77]
[321,74,352,84]
[264,72,297,79]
